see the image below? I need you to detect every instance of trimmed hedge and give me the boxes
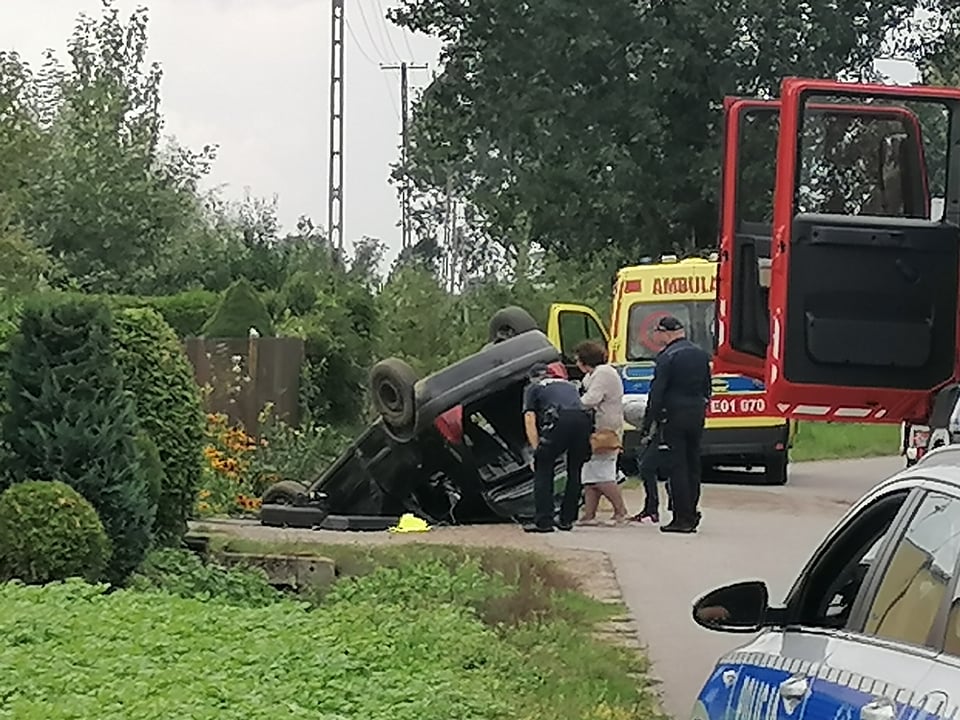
[203,278,275,338]
[2,295,155,584]
[113,308,205,547]
[107,290,221,338]
[0,480,111,584]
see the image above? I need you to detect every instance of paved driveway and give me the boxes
[548,455,905,718]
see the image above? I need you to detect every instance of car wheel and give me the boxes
[369,357,419,438]
[763,451,788,486]
[262,480,311,506]
[488,306,539,343]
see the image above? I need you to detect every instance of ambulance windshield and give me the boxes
[627,301,715,361]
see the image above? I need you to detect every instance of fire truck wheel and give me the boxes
[763,451,788,486]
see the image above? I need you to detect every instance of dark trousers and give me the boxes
[661,407,705,524]
[639,442,671,516]
[533,410,592,528]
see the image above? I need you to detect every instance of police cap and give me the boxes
[654,315,684,332]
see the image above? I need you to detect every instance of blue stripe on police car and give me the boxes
[697,662,922,720]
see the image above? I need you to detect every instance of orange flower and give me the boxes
[236,494,263,511]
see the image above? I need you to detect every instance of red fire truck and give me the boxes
[712,78,960,450]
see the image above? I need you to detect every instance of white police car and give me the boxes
[690,444,960,720]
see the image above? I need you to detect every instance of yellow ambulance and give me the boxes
[544,255,795,485]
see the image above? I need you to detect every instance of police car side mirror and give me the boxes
[692,580,769,634]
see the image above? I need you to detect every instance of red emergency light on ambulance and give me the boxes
[713,78,960,429]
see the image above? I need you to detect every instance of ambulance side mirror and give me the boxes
[693,580,770,634]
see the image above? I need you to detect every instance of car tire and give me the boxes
[262,480,311,506]
[763,451,788,486]
[488,306,539,344]
[369,357,419,439]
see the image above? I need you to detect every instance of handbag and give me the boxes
[590,429,622,453]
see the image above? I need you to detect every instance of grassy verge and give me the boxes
[789,422,900,462]
[2,542,660,720]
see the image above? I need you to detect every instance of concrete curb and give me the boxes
[586,552,667,710]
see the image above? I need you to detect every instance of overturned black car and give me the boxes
[259,322,574,530]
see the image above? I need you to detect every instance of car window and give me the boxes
[944,580,960,656]
[791,490,909,629]
[864,492,960,649]
[557,311,605,361]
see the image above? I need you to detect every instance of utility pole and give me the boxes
[327,0,345,255]
[380,61,428,249]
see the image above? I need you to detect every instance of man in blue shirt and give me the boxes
[522,362,593,532]
[640,315,712,534]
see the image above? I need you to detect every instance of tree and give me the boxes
[2,296,155,584]
[0,2,216,293]
[390,0,927,261]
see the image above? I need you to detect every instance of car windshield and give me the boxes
[626,300,715,361]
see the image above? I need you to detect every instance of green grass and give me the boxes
[789,421,900,462]
[0,541,662,720]
[207,536,623,626]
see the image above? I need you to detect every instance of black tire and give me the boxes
[262,480,311,506]
[763,452,788,486]
[369,357,419,438]
[488,306,539,344]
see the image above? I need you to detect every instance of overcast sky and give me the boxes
[0,0,442,265]
[0,2,921,265]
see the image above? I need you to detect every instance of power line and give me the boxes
[345,17,378,66]
[374,0,404,62]
[355,0,389,60]
[400,25,415,59]
[380,73,402,119]
[346,17,400,117]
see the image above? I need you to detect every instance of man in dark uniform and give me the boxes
[640,315,712,533]
[522,362,593,533]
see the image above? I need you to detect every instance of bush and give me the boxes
[113,308,205,546]
[202,278,275,338]
[2,296,155,583]
[130,548,283,608]
[90,290,220,338]
[0,481,111,584]
[134,432,164,522]
[131,291,221,338]
[278,292,376,426]
[0,297,22,475]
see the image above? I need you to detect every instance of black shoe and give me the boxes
[523,523,555,533]
[693,511,702,528]
[557,522,573,532]
[660,520,697,534]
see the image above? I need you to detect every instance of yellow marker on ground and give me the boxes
[389,513,430,533]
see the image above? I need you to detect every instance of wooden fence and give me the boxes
[183,337,305,435]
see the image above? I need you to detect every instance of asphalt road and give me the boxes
[548,455,906,719]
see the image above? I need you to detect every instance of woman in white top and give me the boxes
[574,341,630,525]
